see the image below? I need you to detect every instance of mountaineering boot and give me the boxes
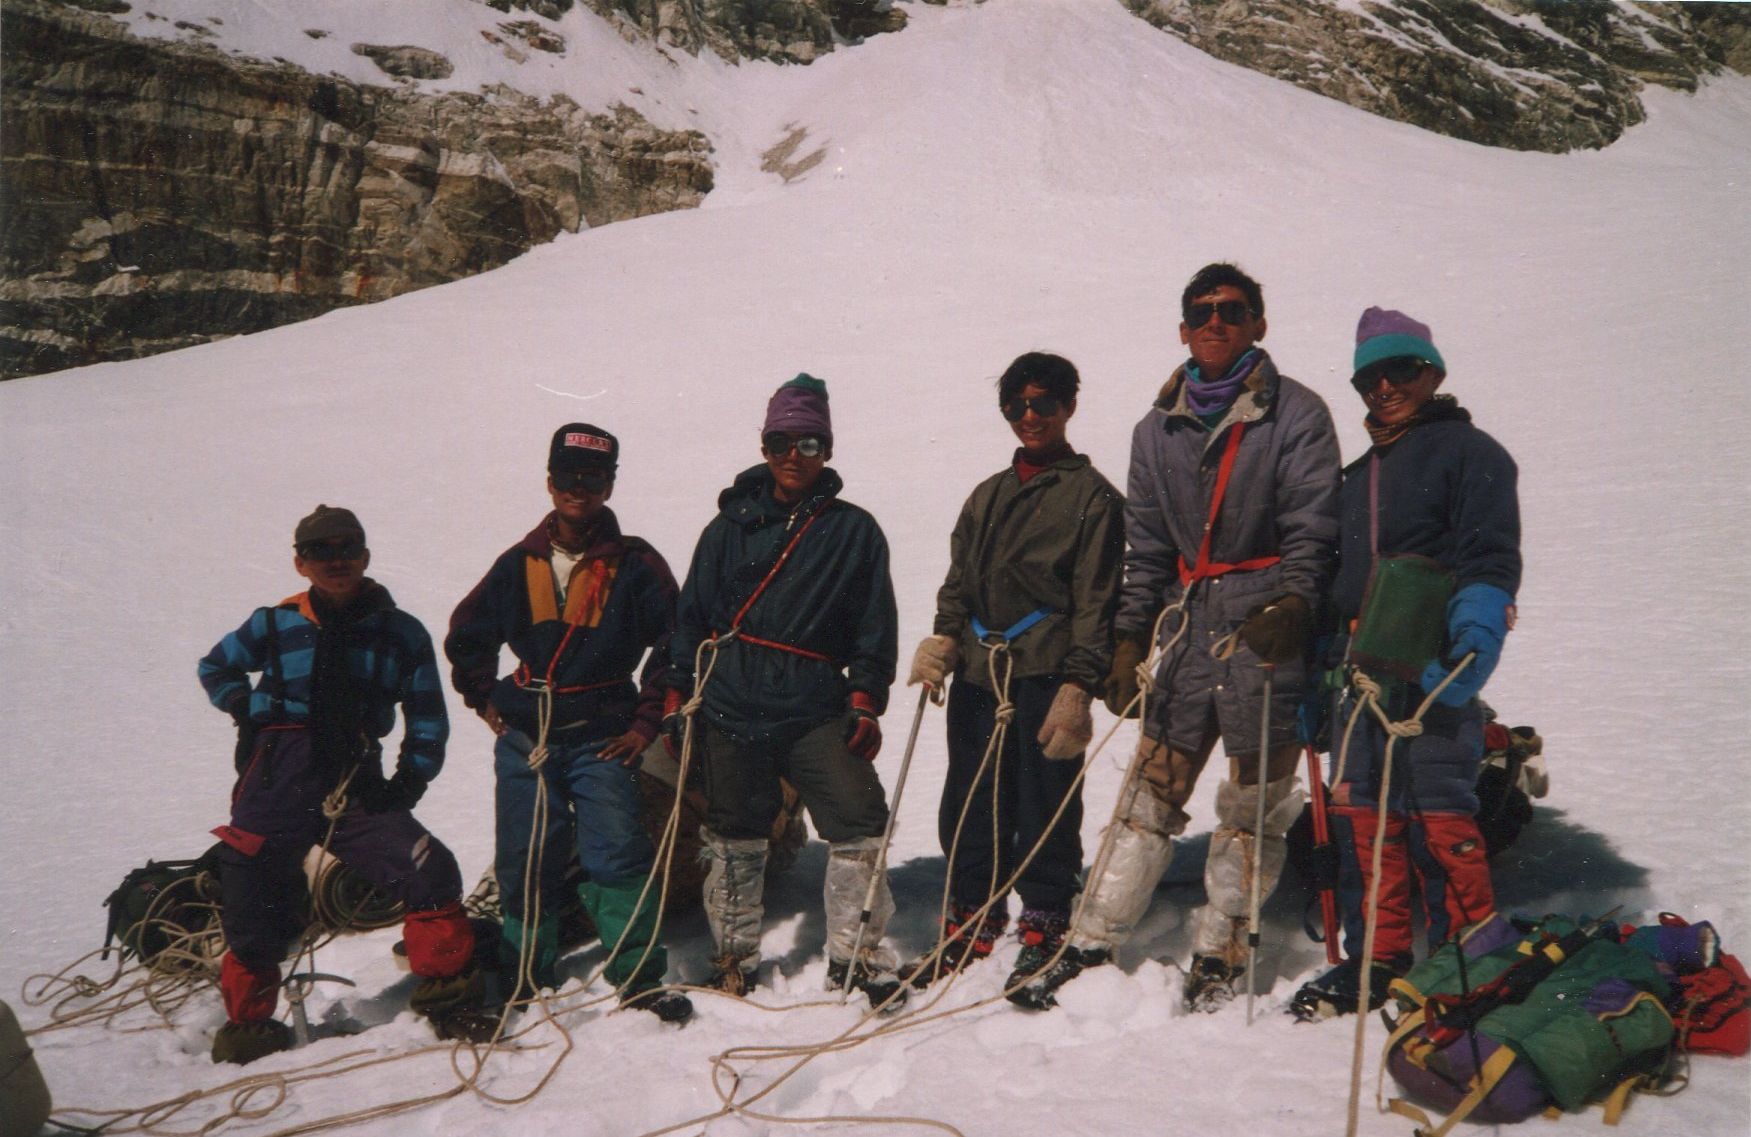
[705,954,759,996]
[211,1019,294,1065]
[906,903,1008,989]
[700,829,769,997]
[1003,907,1072,1006]
[410,968,499,1043]
[1184,774,1304,1008]
[822,837,905,1010]
[1287,955,1408,1023]
[1006,945,1112,1012]
[1183,954,1244,1013]
[620,980,695,1024]
[827,955,908,1013]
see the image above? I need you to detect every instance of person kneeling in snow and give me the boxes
[198,506,488,1065]
[445,424,692,1024]
[1289,308,1522,1021]
[906,352,1124,996]
[668,374,906,1009]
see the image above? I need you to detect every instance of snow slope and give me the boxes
[3,1,1748,1134]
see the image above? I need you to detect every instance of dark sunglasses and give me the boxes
[552,469,613,495]
[297,541,365,562]
[762,433,826,458]
[1351,358,1429,394]
[1183,300,1254,328]
[1001,394,1064,422]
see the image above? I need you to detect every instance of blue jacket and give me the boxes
[445,509,678,744]
[671,465,898,743]
[1331,398,1522,625]
[198,581,450,780]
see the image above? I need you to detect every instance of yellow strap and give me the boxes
[1387,1098,1433,1128]
[1383,1006,1431,1069]
[1389,976,1426,1004]
[526,557,559,625]
[1414,1045,1520,1137]
[1601,1076,1637,1125]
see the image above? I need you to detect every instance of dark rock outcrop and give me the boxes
[1122,0,1746,153]
[578,0,912,64]
[1,0,713,378]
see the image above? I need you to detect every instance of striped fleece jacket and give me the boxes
[198,581,450,780]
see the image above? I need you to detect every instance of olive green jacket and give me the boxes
[933,453,1125,691]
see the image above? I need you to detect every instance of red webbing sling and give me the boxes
[514,553,627,694]
[1176,420,1282,587]
[717,506,834,663]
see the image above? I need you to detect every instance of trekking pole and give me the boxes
[1245,663,1274,1026]
[1246,662,1274,1023]
[841,686,930,999]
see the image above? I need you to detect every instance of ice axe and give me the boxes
[283,971,355,1047]
[841,686,930,1000]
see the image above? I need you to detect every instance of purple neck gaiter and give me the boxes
[1184,349,1261,418]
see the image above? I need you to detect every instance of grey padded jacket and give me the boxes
[1118,351,1341,753]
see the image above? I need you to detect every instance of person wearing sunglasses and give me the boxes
[1030,262,1341,1013]
[197,506,488,1062]
[904,352,1123,997]
[668,373,905,1008]
[1290,308,1520,1021]
[445,423,693,1023]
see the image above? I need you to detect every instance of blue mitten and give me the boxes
[1420,583,1513,706]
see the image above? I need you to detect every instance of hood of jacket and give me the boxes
[717,464,845,526]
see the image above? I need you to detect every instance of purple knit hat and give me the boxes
[1354,307,1446,376]
[763,373,832,440]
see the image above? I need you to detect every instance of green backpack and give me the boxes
[1383,914,1676,1134]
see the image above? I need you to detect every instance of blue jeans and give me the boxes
[493,729,655,916]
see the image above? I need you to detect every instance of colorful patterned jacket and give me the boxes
[198,581,450,780]
[445,508,678,745]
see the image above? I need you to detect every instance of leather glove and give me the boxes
[1238,593,1311,665]
[660,687,687,758]
[1037,684,1094,760]
[355,767,428,814]
[1421,583,1513,707]
[907,634,959,698]
[1101,635,1148,718]
[845,690,882,761]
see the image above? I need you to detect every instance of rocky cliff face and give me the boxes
[1,0,713,378]
[1122,0,1746,153]
[571,0,915,64]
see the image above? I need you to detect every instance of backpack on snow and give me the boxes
[102,844,225,970]
[1381,912,1676,1134]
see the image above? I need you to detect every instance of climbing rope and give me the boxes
[1341,653,1476,1137]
